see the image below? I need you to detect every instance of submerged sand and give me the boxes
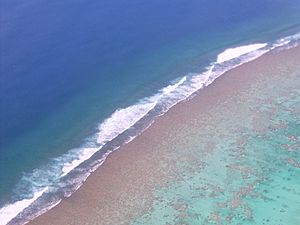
[29,46,300,225]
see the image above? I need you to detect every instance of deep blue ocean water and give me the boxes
[1,0,300,224]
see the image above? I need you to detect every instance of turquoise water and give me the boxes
[133,54,300,224]
[1,0,300,223]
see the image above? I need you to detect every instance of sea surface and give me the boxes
[133,47,300,225]
[0,0,300,224]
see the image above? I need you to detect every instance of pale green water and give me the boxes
[133,54,300,225]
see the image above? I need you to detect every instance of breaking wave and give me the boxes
[1,32,300,225]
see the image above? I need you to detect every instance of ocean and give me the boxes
[0,0,300,224]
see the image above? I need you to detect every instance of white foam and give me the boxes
[60,102,155,177]
[161,76,186,95]
[217,43,267,63]
[96,76,187,144]
[272,32,300,50]
[62,147,99,176]
[0,187,48,225]
[62,76,188,177]
[3,32,300,225]
[96,102,157,144]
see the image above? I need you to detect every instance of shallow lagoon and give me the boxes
[133,51,300,225]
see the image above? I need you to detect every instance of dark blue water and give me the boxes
[1,0,300,223]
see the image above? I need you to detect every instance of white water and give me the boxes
[61,147,99,176]
[217,43,267,63]
[62,76,187,178]
[1,33,300,225]
[0,188,48,225]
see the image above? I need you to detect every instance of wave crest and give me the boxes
[1,32,300,225]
